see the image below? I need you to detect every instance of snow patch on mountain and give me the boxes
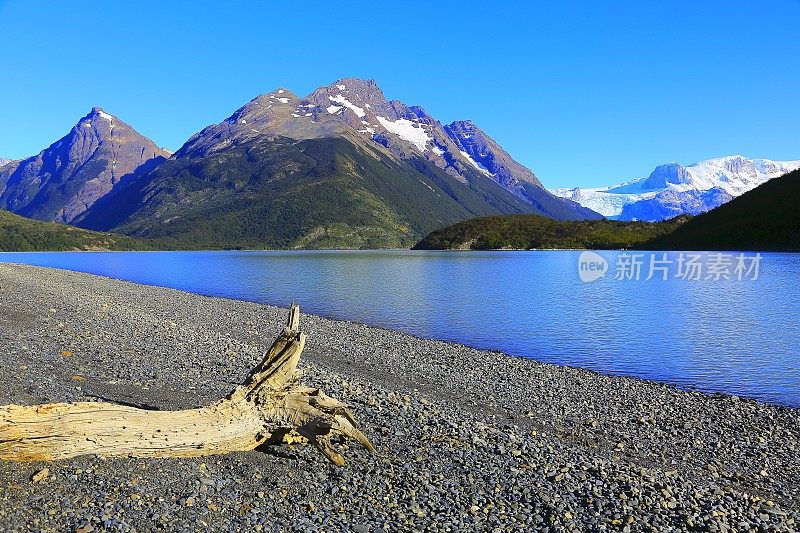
[376,116,431,152]
[329,94,365,117]
[550,156,800,221]
[96,110,114,122]
[458,150,493,177]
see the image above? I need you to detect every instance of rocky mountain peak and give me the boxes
[303,78,558,204]
[245,88,300,108]
[448,119,478,131]
[641,163,691,189]
[719,155,749,173]
[176,86,355,158]
[444,120,543,189]
[0,108,169,223]
[305,77,396,121]
[227,89,301,124]
[85,107,115,122]
[310,78,388,106]
[75,107,116,134]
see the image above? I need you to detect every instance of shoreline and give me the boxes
[5,246,799,253]
[1,258,795,410]
[0,263,798,530]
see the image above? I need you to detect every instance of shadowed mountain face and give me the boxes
[441,120,598,220]
[444,120,543,189]
[0,108,169,223]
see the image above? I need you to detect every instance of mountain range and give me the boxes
[550,156,800,221]
[414,165,800,252]
[1,78,599,249]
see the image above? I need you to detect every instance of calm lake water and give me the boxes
[2,250,798,407]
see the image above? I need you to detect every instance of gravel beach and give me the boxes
[0,263,797,532]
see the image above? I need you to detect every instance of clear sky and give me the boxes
[1,1,798,188]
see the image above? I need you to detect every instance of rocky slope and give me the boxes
[0,109,170,223]
[551,156,800,221]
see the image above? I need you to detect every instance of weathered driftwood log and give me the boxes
[0,305,374,466]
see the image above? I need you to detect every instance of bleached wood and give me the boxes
[0,305,374,466]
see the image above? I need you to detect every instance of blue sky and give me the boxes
[0,1,798,188]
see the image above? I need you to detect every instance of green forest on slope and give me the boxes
[413,214,689,250]
[76,136,540,250]
[0,210,151,252]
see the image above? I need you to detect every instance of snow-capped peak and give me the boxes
[75,108,118,132]
[550,155,800,220]
[303,78,438,153]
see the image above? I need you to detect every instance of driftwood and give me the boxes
[0,305,374,466]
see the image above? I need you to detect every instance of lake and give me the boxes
[1,250,798,406]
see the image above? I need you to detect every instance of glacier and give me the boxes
[550,156,800,221]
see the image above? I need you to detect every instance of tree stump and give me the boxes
[0,305,374,466]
